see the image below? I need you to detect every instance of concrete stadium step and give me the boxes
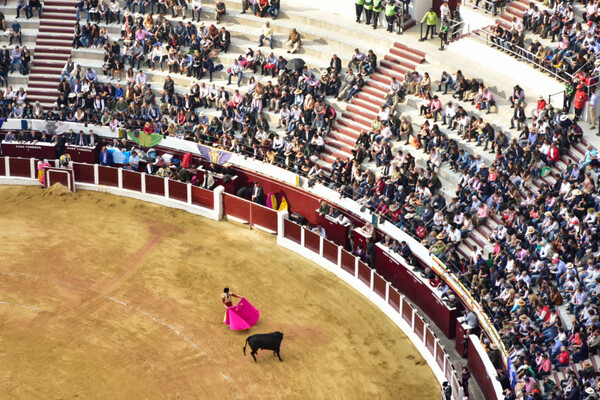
[350,98,381,114]
[327,131,357,147]
[340,112,372,129]
[379,60,410,76]
[324,137,354,153]
[383,54,418,71]
[346,104,378,119]
[333,124,361,140]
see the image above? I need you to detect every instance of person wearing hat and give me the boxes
[420,8,438,41]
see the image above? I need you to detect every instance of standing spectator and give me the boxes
[363,0,373,25]
[420,8,438,41]
[371,0,382,29]
[439,0,450,21]
[251,181,264,204]
[384,0,396,32]
[573,84,588,122]
[355,0,363,23]
[285,28,301,54]
[589,88,598,130]
[461,367,470,399]
[563,79,575,112]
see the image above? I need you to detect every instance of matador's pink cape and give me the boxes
[224,297,260,330]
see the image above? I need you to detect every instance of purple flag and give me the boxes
[197,144,233,165]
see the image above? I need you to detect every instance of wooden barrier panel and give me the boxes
[122,170,142,192]
[250,203,278,232]
[304,228,320,254]
[73,163,95,183]
[168,180,187,202]
[0,157,5,176]
[223,193,251,222]
[402,298,413,325]
[452,371,462,400]
[191,186,214,208]
[98,166,118,187]
[340,249,355,275]
[145,174,165,196]
[45,168,73,191]
[357,261,370,287]
[283,218,301,244]
[373,273,386,299]
[436,342,445,371]
[468,339,500,400]
[414,314,425,341]
[8,158,31,178]
[388,287,401,312]
[322,238,338,264]
[425,328,436,354]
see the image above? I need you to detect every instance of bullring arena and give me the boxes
[6,0,600,397]
[0,185,438,399]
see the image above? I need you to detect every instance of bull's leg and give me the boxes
[276,349,283,362]
[251,349,258,362]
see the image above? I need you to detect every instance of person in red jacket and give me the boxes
[573,84,588,122]
[553,346,570,368]
[547,142,560,166]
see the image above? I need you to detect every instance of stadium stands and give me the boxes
[6,0,600,398]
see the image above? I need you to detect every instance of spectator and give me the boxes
[285,28,301,54]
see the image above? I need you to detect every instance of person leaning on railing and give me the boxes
[420,8,438,41]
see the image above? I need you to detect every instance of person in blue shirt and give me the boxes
[128,150,140,171]
[10,46,21,74]
[9,20,21,46]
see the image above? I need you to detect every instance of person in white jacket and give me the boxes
[108,0,121,24]
[192,0,202,22]
[259,21,273,49]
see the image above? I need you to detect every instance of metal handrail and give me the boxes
[472,28,571,83]
[465,0,503,15]
[548,89,565,109]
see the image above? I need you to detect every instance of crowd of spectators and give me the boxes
[5,1,600,397]
[486,0,600,90]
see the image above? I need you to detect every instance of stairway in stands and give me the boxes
[316,42,426,170]
[27,0,77,108]
[495,0,536,29]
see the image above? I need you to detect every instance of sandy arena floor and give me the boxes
[0,185,439,399]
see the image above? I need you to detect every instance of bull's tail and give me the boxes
[243,338,248,356]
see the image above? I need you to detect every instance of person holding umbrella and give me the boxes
[286,57,305,72]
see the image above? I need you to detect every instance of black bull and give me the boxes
[243,332,284,362]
